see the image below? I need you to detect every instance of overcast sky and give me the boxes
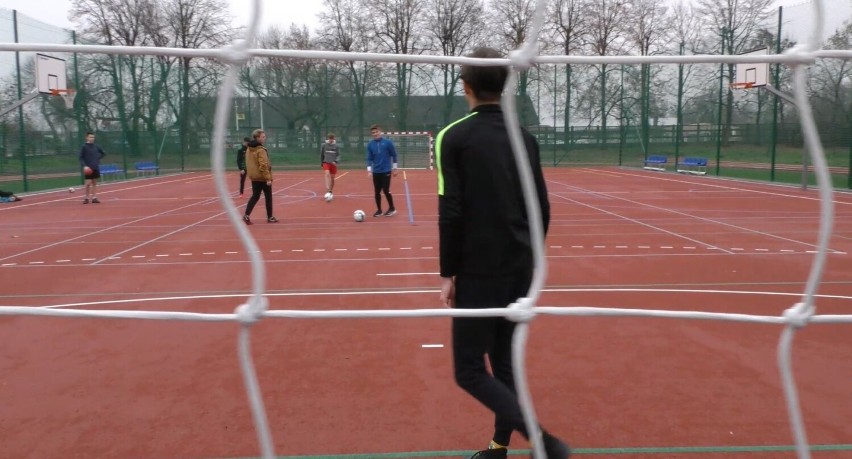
[0,0,324,33]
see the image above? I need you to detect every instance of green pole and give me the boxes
[715,28,725,176]
[553,64,557,167]
[770,6,782,182]
[73,30,84,185]
[675,43,684,167]
[619,64,624,166]
[13,10,28,192]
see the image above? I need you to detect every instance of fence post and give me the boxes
[770,6,783,182]
[13,10,28,191]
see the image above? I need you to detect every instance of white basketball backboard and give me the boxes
[35,54,67,94]
[734,48,770,87]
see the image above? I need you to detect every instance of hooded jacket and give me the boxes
[246,140,272,182]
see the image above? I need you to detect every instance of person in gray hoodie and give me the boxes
[78,132,106,204]
[319,133,340,201]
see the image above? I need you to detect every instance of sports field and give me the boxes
[1,167,851,458]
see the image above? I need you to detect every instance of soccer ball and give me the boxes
[68,187,75,193]
[324,192,333,202]
[353,210,366,222]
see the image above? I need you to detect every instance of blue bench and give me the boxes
[135,161,159,176]
[677,157,708,175]
[643,155,668,171]
[99,163,124,180]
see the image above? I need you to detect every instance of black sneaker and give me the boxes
[470,448,507,459]
[83,198,89,204]
[243,214,253,225]
[384,209,396,217]
[267,216,279,223]
[91,197,101,204]
[373,210,382,217]
[542,432,571,459]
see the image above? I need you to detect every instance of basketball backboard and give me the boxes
[734,48,769,88]
[35,54,67,94]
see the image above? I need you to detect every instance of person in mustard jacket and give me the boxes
[243,129,278,224]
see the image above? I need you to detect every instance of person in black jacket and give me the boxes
[236,137,250,197]
[78,132,106,204]
[436,47,570,459]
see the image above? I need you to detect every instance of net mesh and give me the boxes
[0,0,851,458]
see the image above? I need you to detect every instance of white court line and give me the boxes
[91,178,313,265]
[551,190,732,253]
[421,344,444,348]
[377,272,439,276]
[6,287,851,310]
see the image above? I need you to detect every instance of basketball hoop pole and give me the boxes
[0,90,39,117]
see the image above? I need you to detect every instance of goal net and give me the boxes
[383,131,434,170]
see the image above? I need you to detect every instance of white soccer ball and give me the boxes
[353,209,366,222]
[68,187,75,193]
[324,192,333,202]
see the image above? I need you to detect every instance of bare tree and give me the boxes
[424,0,485,124]
[317,0,383,147]
[368,0,428,130]
[696,0,774,143]
[549,0,588,142]
[489,0,536,101]
[162,0,234,157]
[628,0,670,152]
[70,0,160,156]
[584,0,629,139]
[810,21,852,142]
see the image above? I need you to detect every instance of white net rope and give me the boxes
[1,0,851,458]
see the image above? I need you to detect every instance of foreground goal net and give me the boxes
[1,0,851,458]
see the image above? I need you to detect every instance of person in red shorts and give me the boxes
[319,133,340,201]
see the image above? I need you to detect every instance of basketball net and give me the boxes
[50,89,77,110]
[730,82,754,105]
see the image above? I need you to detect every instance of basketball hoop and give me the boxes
[730,82,755,90]
[50,89,76,110]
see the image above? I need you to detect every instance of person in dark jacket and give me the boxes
[236,137,250,197]
[365,124,398,217]
[78,132,106,204]
[436,47,570,459]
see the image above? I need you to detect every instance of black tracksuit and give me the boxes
[236,144,247,194]
[436,103,550,447]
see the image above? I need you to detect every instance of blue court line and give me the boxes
[225,443,852,458]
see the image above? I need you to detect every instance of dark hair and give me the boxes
[370,124,380,131]
[327,133,335,139]
[459,47,508,102]
[243,137,251,142]
[86,132,94,136]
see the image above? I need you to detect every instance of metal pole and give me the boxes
[715,28,725,176]
[676,43,684,168]
[13,10,28,191]
[770,6,783,182]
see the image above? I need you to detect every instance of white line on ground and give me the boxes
[377,272,439,276]
[421,344,444,348]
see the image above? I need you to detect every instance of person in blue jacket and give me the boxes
[365,124,398,217]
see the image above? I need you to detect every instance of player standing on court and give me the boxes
[78,132,105,204]
[436,47,571,459]
[366,124,398,217]
[242,129,278,224]
[236,136,250,197]
[320,133,340,201]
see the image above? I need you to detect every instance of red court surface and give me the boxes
[1,167,851,459]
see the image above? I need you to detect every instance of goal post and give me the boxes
[383,131,434,170]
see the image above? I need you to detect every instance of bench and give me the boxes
[99,163,124,180]
[134,161,159,176]
[643,155,668,172]
[677,157,708,175]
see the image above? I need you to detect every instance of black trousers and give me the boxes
[245,181,273,218]
[452,271,533,446]
[372,172,395,211]
[238,171,247,194]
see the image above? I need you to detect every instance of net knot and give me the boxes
[220,39,252,66]
[507,297,537,323]
[782,44,816,67]
[783,302,814,329]
[235,296,267,325]
[508,48,536,71]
